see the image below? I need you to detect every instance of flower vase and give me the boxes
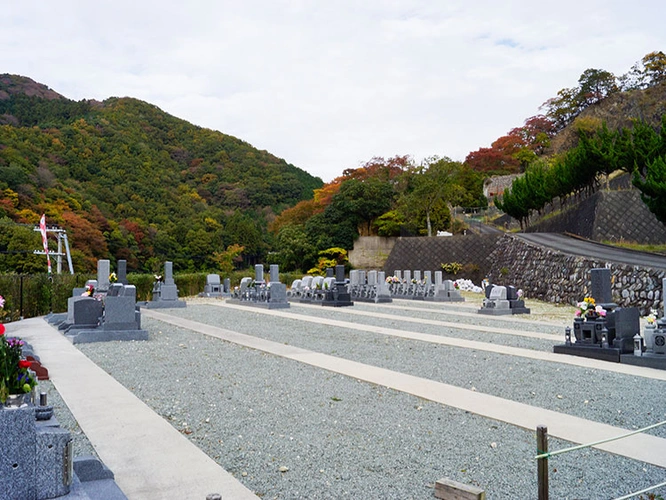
[2,393,29,409]
[573,317,584,341]
[644,323,657,350]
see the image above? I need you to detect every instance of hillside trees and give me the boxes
[0,84,323,273]
[464,115,556,174]
[497,115,666,226]
[541,51,666,133]
[269,156,486,271]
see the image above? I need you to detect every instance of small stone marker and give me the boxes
[435,478,485,500]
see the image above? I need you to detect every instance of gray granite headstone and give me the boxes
[414,270,421,282]
[117,260,128,285]
[403,270,411,283]
[394,270,402,281]
[424,271,432,287]
[591,268,612,304]
[335,265,345,283]
[434,271,443,286]
[97,260,111,292]
[269,265,280,284]
[255,264,265,284]
[326,268,334,278]
[164,262,175,286]
[367,270,377,286]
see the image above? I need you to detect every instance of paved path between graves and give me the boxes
[142,308,666,469]
[295,302,562,341]
[516,233,666,268]
[376,299,568,326]
[8,317,258,500]
[213,301,666,381]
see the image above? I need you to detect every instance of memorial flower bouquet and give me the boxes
[109,272,117,284]
[647,309,658,325]
[575,297,606,318]
[81,284,95,297]
[0,300,37,403]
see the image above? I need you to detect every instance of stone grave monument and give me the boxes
[117,259,128,285]
[554,268,640,362]
[67,284,149,344]
[322,265,353,307]
[229,264,289,309]
[140,261,186,309]
[428,272,464,302]
[1,394,126,499]
[199,274,230,298]
[620,277,666,369]
[478,283,528,314]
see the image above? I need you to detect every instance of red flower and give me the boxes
[0,323,5,335]
[18,359,32,369]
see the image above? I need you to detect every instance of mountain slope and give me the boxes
[0,74,323,272]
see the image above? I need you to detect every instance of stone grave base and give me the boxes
[619,353,666,370]
[70,456,127,500]
[477,308,512,316]
[353,296,392,304]
[45,313,67,326]
[510,307,531,315]
[426,296,465,302]
[321,300,354,308]
[225,298,290,309]
[66,328,150,344]
[138,300,187,309]
[197,292,231,298]
[553,344,621,362]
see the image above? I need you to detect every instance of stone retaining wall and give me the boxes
[486,234,664,316]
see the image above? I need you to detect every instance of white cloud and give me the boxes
[1,1,664,181]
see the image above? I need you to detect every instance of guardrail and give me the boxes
[535,422,666,500]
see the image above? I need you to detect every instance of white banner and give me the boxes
[39,214,52,274]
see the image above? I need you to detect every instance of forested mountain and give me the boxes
[0,74,323,273]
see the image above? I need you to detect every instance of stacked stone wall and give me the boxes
[486,234,664,315]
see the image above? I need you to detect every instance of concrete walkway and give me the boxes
[7,318,258,500]
[144,307,666,469]
[217,301,666,382]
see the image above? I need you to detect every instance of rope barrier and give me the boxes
[612,480,666,500]
[535,420,666,460]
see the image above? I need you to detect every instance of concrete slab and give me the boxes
[6,318,258,500]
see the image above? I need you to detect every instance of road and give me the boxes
[515,232,666,269]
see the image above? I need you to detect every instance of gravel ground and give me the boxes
[65,298,666,500]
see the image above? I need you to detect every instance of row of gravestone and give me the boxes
[47,260,185,344]
[385,270,464,302]
[229,264,289,309]
[554,268,666,370]
[229,264,354,308]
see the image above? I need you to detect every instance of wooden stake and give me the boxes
[537,425,548,500]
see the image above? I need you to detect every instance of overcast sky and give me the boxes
[2,1,664,182]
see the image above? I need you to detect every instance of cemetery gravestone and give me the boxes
[322,265,353,307]
[141,261,186,309]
